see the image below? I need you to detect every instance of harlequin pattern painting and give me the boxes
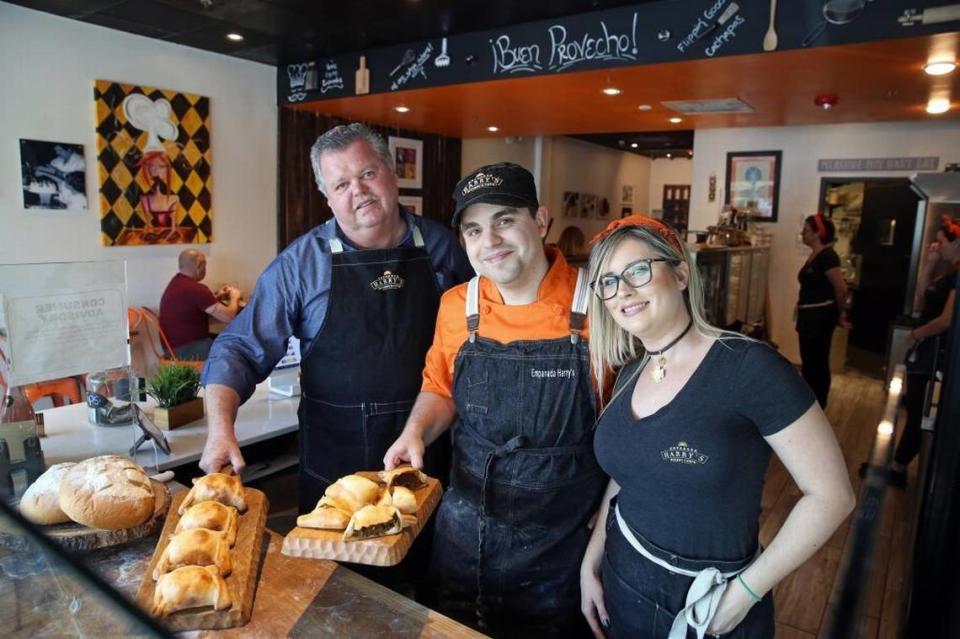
[94,80,212,246]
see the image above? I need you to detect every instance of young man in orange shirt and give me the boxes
[385,163,605,638]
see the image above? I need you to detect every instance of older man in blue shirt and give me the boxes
[199,124,471,517]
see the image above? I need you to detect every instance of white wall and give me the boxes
[648,158,693,217]
[0,4,278,308]
[690,121,960,362]
[461,137,536,174]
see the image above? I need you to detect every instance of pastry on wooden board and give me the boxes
[179,473,247,515]
[58,456,155,530]
[378,467,427,491]
[343,504,404,541]
[175,501,240,546]
[151,565,232,617]
[153,528,232,580]
[19,462,76,525]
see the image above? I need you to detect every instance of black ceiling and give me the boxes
[570,131,695,159]
[10,0,663,67]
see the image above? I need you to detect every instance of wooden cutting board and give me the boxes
[135,487,269,631]
[281,475,442,566]
[0,479,170,552]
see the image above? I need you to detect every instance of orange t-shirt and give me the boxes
[421,247,589,398]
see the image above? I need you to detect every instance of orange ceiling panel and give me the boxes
[290,33,960,138]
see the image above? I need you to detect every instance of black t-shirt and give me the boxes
[798,248,841,305]
[918,271,957,325]
[594,339,816,563]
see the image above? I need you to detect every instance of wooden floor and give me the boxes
[762,369,919,639]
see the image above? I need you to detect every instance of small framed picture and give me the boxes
[20,139,87,210]
[725,151,782,222]
[398,195,423,215]
[563,191,580,218]
[621,185,633,204]
[388,136,423,189]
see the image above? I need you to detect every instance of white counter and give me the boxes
[38,383,299,474]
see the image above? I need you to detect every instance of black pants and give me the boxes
[893,373,928,467]
[798,324,835,409]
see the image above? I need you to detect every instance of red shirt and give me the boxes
[159,273,217,348]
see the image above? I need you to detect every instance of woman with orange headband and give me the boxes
[579,215,854,639]
[885,216,959,487]
[797,213,850,408]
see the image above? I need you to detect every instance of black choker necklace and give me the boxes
[646,319,693,383]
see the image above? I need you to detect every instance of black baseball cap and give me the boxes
[451,162,539,228]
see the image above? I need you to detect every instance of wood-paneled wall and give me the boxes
[277,109,462,251]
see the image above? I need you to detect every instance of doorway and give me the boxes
[818,178,920,375]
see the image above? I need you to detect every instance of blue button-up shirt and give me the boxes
[202,209,472,402]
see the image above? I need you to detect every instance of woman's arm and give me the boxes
[825,266,851,328]
[708,402,855,634]
[580,479,621,639]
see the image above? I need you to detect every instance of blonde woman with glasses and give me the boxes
[579,215,854,639]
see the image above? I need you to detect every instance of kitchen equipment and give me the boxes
[435,37,450,67]
[390,49,415,76]
[763,0,779,51]
[696,2,740,41]
[802,0,867,48]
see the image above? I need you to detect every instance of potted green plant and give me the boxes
[147,363,203,429]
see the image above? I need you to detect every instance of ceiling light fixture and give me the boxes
[487,125,500,132]
[630,143,639,148]
[602,87,622,96]
[226,33,244,42]
[814,94,838,110]
[637,104,652,111]
[668,117,683,124]
[924,60,957,76]
[927,97,951,114]
[394,106,410,113]
[666,153,673,159]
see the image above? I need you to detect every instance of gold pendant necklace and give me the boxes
[645,319,693,384]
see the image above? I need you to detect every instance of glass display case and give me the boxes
[690,245,770,333]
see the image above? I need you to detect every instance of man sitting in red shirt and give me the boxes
[159,249,241,360]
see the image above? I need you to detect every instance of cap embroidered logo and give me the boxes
[461,171,504,196]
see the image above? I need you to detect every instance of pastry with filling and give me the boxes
[153,528,232,580]
[179,473,247,515]
[175,501,240,546]
[297,495,357,530]
[324,474,380,510]
[378,467,427,491]
[152,565,231,617]
[390,486,418,515]
[343,504,403,541]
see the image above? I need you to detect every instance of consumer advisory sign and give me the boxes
[0,262,129,386]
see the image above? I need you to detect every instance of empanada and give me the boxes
[297,504,351,530]
[378,467,427,491]
[325,474,380,506]
[175,501,239,546]
[153,528,232,580]
[343,504,403,541]
[179,473,247,514]
[152,565,231,617]
[390,486,418,515]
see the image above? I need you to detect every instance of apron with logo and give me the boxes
[298,224,446,512]
[429,271,606,637]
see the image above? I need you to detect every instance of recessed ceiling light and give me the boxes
[637,104,652,111]
[669,117,683,124]
[630,143,639,148]
[602,87,621,96]
[924,61,957,76]
[226,33,244,42]
[394,106,410,113]
[487,125,499,132]
[927,97,951,114]
[666,153,673,159]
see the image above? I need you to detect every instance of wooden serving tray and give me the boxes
[281,475,442,566]
[1,479,170,552]
[135,487,269,631]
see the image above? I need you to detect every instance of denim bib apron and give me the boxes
[429,271,607,637]
[297,223,446,512]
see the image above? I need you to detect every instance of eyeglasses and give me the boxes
[590,258,677,300]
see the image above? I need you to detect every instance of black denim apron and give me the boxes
[429,272,606,637]
[298,224,445,511]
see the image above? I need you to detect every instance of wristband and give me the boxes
[736,573,762,603]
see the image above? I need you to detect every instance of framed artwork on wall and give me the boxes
[398,195,423,215]
[621,184,633,204]
[563,191,580,218]
[19,139,87,210]
[725,150,782,222]
[388,136,423,189]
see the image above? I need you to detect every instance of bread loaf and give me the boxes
[58,455,155,530]
[19,463,76,525]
